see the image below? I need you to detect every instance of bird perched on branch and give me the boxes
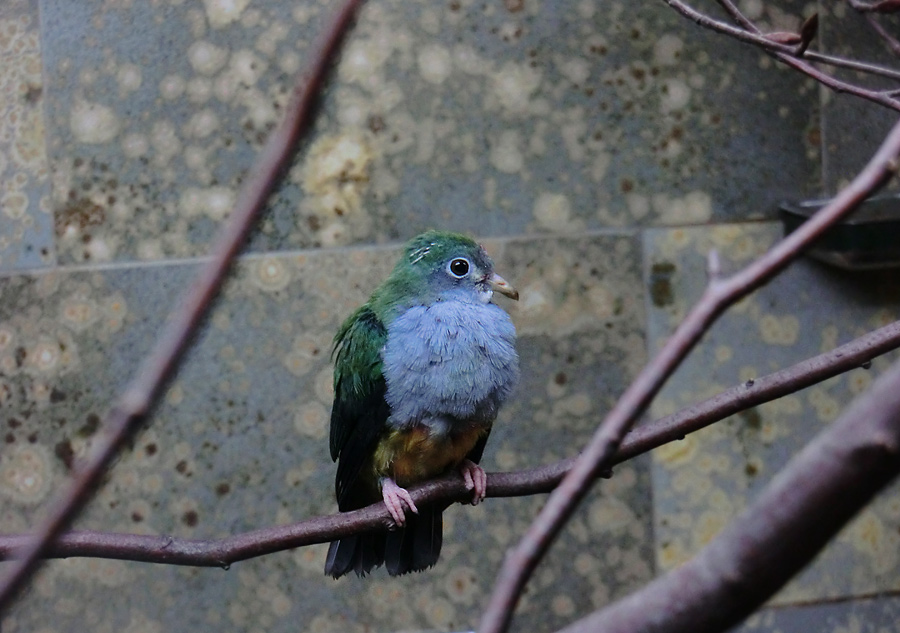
[325,230,519,578]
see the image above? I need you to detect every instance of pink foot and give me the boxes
[459,459,487,505]
[381,477,418,527]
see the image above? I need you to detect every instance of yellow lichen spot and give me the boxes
[848,512,897,574]
[188,40,229,75]
[179,186,234,220]
[301,132,373,244]
[694,511,729,548]
[60,296,97,331]
[314,368,334,404]
[202,0,251,29]
[282,333,325,377]
[658,539,690,570]
[490,130,524,174]
[533,192,576,232]
[102,293,128,331]
[587,496,636,533]
[660,78,691,113]
[417,44,452,84]
[421,596,454,630]
[714,345,732,363]
[848,370,872,396]
[1,191,28,220]
[122,132,150,158]
[759,314,800,346]
[551,594,576,617]
[270,590,292,617]
[654,191,712,224]
[810,390,840,422]
[12,107,46,170]
[558,392,592,417]
[151,119,182,160]
[625,193,650,220]
[0,327,13,350]
[654,433,697,465]
[252,257,291,292]
[293,402,328,439]
[31,340,60,372]
[166,382,184,406]
[492,61,542,114]
[654,34,683,66]
[70,100,120,144]
[444,566,479,604]
[187,109,219,138]
[1,445,52,504]
[229,48,266,86]
[116,63,142,94]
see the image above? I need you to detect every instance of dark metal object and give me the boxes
[780,195,900,269]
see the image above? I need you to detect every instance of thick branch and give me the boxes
[478,115,900,633]
[1,320,897,566]
[0,0,362,611]
[558,356,900,633]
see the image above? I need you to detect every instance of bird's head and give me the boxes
[374,231,518,316]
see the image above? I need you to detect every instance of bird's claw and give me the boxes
[381,477,418,527]
[459,459,487,505]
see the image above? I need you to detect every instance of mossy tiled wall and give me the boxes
[2,0,899,631]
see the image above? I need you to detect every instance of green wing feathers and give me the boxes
[329,306,390,508]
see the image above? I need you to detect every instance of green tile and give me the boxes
[1,233,653,632]
[0,0,55,270]
[645,223,900,604]
[38,0,818,264]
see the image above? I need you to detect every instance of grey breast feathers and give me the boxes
[382,301,519,427]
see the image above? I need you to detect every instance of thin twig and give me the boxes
[3,319,897,567]
[0,0,362,612]
[664,0,900,112]
[723,0,900,81]
[849,0,900,14]
[478,115,900,633]
[557,356,900,633]
[864,13,900,57]
[721,0,900,80]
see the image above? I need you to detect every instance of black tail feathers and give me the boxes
[325,506,443,578]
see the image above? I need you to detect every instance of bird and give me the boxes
[324,230,519,578]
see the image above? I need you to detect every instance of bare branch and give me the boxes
[0,0,362,612]
[478,116,900,633]
[863,12,900,57]
[557,357,900,633]
[664,0,900,111]
[3,319,896,568]
[849,0,900,14]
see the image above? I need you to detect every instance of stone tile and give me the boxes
[644,223,900,604]
[38,0,818,265]
[0,233,653,632]
[0,0,55,270]
[818,2,899,192]
[736,594,900,633]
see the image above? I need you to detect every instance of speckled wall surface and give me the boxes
[0,0,897,632]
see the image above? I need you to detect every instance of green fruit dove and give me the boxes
[325,230,519,577]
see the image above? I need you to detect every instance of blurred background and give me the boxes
[2,0,900,631]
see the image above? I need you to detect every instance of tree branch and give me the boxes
[1,319,897,567]
[557,356,900,633]
[664,0,900,112]
[478,115,900,633]
[0,0,363,612]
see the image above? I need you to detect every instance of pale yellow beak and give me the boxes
[488,273,519,301]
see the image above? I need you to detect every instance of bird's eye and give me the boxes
[448,258,470,278]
